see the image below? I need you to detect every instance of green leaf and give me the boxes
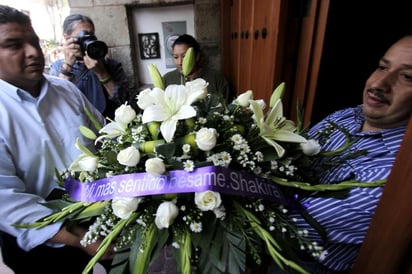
[82,214,137,274]
[129,222,167,274]
[14,201,87,229]
[174,230,192,274]
[155,143,176,159]
[84,106,102,131]
[225,230,246,274]
[75,138,96,157]
[271,176,386,192]
[196,218,245,274]
[233,201,309,274]
[54,168,65,187]
[109,247,130,274]
[295,100,308,133]
[40,199,73,211]
[73,201,109,221]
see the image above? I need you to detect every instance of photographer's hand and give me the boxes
[62,37,81,66]
[60,37,81,79]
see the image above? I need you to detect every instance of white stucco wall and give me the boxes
[132,4,195,85]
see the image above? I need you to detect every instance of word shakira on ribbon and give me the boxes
[65,166,293,206]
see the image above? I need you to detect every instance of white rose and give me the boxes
[112,197,142,219]
[78,155,98,172]
[155,201,179,229]
[145,157,166,176]
[300,139,321,156]
[115,104,136,124]
[185,78,209,100]
[117,146,141,167]
[235,90,253,107]
[137,88,158,110]
[69,154,98,172]
[195,191,222,211]
[195,128,217,151]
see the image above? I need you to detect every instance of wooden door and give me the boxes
[237,0,253,94]
[222,0,289,104]
[249,0,282,104]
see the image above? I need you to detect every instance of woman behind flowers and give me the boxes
[162,34,232,103]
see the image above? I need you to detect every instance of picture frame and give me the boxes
[138,32,160,59]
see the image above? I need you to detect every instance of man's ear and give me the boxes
[63,33,70,40]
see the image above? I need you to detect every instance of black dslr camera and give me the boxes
[75,30,108,60]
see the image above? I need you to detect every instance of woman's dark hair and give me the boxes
[172,34,208,67]
[63,14,95,35]
[0,5,31,25]
[172,34,201,56]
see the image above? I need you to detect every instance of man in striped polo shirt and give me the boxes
[272,34,412,273]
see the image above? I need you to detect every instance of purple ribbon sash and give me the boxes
[65,166,293,206]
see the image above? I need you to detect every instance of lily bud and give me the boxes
[182,47,195,77]
[235,90,253,107]
[147,122,161,139]
[148,64,165,90]
[234,124,245,135]
[185,118,195,132]
[176,133,198,155]
[79,125,97,140]
[270,82,285,107]
[138,139,165,154]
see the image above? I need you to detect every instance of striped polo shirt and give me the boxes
[294,105,406,272]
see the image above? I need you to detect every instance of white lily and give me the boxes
[250,86,307,157]
[95,120,128,143]
[137,87,158,110]
[141,84,202,142]
[69,138,99,172]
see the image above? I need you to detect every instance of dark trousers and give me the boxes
[0,232,110,274]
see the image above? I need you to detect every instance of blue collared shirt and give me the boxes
[294,106,406,272]
[49,58,130,119]
[0,75,104,251]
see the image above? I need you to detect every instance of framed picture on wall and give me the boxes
[138,32,160,59]
[162,21,187,68]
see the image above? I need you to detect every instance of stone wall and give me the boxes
[67,0,222,91]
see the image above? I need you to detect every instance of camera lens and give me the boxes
[85,40,108,60]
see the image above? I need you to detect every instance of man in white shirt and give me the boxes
[0,5,113,273]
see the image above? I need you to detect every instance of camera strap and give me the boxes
[71,66,89,85]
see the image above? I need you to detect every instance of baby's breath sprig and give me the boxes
[233,201,309,274]
[83,212,139,274]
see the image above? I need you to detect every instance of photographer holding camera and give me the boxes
[50,14,130,119]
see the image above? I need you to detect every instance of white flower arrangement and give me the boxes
[17,48,386,274]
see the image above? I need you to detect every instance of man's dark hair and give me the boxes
[172,34,201,55]
[0,5,31,25]
[63,13,95,35]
